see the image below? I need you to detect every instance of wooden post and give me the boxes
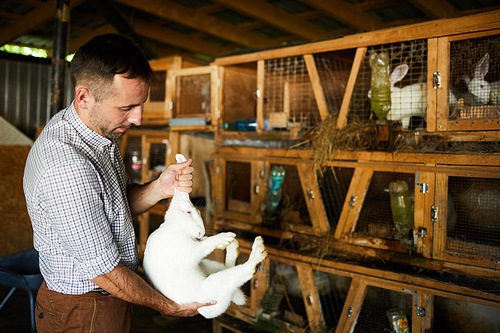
[304,54,329,121]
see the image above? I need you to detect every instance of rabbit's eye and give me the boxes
[187,211,192,216]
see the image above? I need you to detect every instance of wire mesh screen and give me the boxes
[263,55,351,132]
[270,164,311,229]
[318,167,355,232]
[259,261,309,330]
[148,142,167,181]
[353,286,413,333]
[355,172,415,241]
[349,40,428,129]
[449,33,500,120]
[433,295,500,332]
[315,270,351,330]
[447,176,500,258]
[225,161,251,213]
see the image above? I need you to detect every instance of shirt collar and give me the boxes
[64,101,113,149]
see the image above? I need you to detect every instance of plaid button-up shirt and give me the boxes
[23,103,138,295]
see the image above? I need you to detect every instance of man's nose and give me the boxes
[129,106,142,126]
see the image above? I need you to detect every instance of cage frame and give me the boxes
[213,149,330,238]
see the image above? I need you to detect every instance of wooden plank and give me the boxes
[426,38,438,132]
[251,257,269,313]
[415,170,435,258]
[338,47,367,129]
[213,10,500,65]
[295,263,326,332]
[251,160,266,225]
[433,173,448,261]
[237,238,500,302]
[297,162,330,235]
[419,293,434,332]
[337,278,368,332]
[304,54,329,121]
[256,60,265,133]
[335,167,373,240]
[436,36,450,132]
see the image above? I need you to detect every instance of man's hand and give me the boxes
[158,158,194,198]
[127,158,194,216]
[169,300,217,317]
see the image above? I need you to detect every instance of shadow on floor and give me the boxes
[0,285,212,333]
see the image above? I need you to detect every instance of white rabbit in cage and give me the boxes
[386,64,427,129]
[462,53,499,105]
[368,64,427,129]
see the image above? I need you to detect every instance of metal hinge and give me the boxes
[433,72,441,89]
[402,288,426,317]
[431,205,438,222]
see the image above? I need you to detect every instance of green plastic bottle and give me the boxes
[369,52,392,120]
[388,180,414,238]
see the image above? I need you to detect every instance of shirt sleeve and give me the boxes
[39,159,120,280]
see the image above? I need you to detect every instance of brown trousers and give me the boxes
[35,281,132,333]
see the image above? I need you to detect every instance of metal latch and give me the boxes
[431,205,438,222]
[346,305,353,320]
[349,194,357,209]
[307,188,315,201]
[402,288,426,317]
[418,227,427,238]
[433,72,441,89]
[416,172,428,193]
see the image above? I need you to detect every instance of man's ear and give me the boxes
[74,85,93,111]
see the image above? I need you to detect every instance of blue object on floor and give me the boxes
[0,248,43,333]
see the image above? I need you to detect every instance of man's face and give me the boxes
[88,74,149,140]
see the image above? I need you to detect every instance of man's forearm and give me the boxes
[90,264,179,315]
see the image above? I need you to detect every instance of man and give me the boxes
[23,34,213,332]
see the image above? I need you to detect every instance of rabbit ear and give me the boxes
[389,64,409,86]
[474,53,489,80]
[463,74,471,85]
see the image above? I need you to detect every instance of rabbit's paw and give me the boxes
[225,239,240,268]
[213,232,237,250]
[249,236,267,268]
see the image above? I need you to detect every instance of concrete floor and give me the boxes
[0,285,213,333]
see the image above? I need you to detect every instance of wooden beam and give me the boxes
[408,0,457,19]
[68,24,118,54]
[114,0,276,49]
[212,0,333,41]
[0,0,84,46]
[303,54,329,121]
[304,0,384,31]
[338,47,367,129]
[134,19,236,58]
[214,10,500,65]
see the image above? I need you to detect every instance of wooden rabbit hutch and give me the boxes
[200,10,500,333]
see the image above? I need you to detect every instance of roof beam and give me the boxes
[113,0,277,49]
[408,0,457,19]
[68,24,119,54]
[303,0,384,31]
[0,0,84,46]
[133,19,237,58]
[212,0,333,41]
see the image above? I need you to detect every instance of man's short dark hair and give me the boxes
[70,33,154,101]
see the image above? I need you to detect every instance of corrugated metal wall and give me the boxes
[0,58,73,139]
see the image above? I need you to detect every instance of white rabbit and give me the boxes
[143,154,267,319]
[462,53,498,105]
[385,64,427,129]
[368,64,427,129]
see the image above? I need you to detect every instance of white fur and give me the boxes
[368,64,427,129]
[463,53,499,106]
[143,154,267,319]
